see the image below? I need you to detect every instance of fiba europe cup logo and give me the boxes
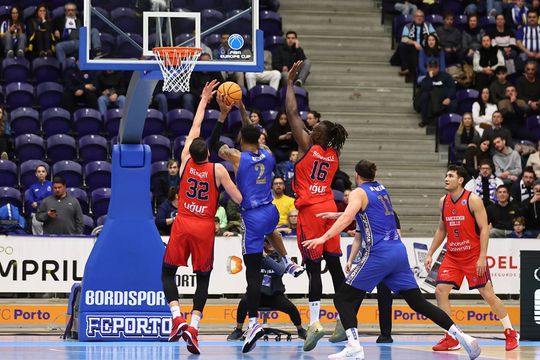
[228,34,244,51]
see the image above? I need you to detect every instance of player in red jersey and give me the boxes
[161,80,242,354]
[285,61,349,351]
[426,165,519,353]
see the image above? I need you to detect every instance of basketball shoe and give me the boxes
[242,323,264,353]
[303,321,325,351]
[168,316,188,342]
[504,328,519,351]
[328,343,364,360]
[432,332,461,351]
[182,326,200,354]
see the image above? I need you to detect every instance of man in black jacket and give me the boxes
[273,31,311,87]
[63,61,98,111]
[415,59,456,127]
[520,180,540,235]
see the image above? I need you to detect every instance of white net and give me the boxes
[153,47,202,93]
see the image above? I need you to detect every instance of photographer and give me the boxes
[36,176,83,235]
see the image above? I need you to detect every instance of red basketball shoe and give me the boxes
[168,316,188,342]
[504,328,519,351]
[182,326,201,354]
[432,332,461,351]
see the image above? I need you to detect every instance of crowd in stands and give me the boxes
[389,0,540,238]
[0,1,356,239]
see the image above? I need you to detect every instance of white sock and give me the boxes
[500,314,513,330]
[190,313,201,329]
[445,330,456,340]
[309,301,321,325]
[448,325,473,343]
[170,305,181,319]
[248,317,258,328]
[346,328,360,347]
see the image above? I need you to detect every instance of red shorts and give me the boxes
[164,216,215,273]
[436,254,491,290]
[297,200,342,261]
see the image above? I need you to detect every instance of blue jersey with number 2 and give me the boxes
[355,181,400,251]
[237,149,275,210]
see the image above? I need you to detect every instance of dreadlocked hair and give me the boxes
[321,120,348,152]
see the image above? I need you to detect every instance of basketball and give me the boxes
[217,81,242,106]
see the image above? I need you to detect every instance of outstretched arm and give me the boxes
[215,163,242,204]
[180,79,219,163]
[209,93,242,169]
[286,61,311,153]
[237,99,251,126]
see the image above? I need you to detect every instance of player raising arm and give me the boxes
[303,160,482,360]
[161,80,242,355]
[425,165,519,353]
[286,60,349,350]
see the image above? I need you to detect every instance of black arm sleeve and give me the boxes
[393,211,401,230]
[209,121,226,153]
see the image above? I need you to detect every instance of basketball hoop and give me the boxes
[152,46,202,93]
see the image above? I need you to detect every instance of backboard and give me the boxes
[80,0,263,73]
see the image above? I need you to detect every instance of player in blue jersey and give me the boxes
[209,94,303,353]
[303,160,481,360]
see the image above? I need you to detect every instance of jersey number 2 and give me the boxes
[186,179,209,200]
[254,163,266,184]
[310,160,329,181]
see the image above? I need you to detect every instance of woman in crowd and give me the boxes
[267,111,297,163]
[454,112,480,162]
[27,4,55,58]
[464,136,492,177]
[418,34,445,77]
[472,87,498,133]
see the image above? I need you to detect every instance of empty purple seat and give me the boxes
[20,160,48,189]
[110,7,140,34]
[264,35,284,56]
[2,57,30,84]
[115,32,143,59]
[151,160,167,191]
[189,0,220,11]
[79,134,108,164]
[36,82,63,110]
[0,5,10,23]
[167,108,193,138]
[203,33,221,49]
[457,89,479,114]
[99,32,115,56]
[22,6,35,22]
[480,16,496,33]
[42,107,71,138]
[143,134,171,163]
[15,133,45,162]
[225,9,252,34]
[260,10,282,37]
[202,109,220,138]
[0,187,22,210]
[82,214,94,235]
[438,113,462,146]
[250,85,278,111]
[5,82,34,109]
[47,134,77,163]
[527,115,540,141]
[91,187,111,219]
[74,108,103,136]
[172,136,187,161]
[85,160,112,191]
[10,107,39,136]
[279,85,308,111]
[0,160,17,187]
[261,110,278,125]
[32,57,61,83]
[454,14,468,31]
[202,9,225,33]
[52,160,83,188]
[104,108,122,138]
[227,110,243,138]
[143,108,165,137]
[67,187,89,214]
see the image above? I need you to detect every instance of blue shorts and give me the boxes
[241,203,279,255]
[346,241,418,293]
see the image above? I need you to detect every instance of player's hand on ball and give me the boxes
[216,92,233,114]
[288,60,303,84]
[476,255,487,277]
[316,212,341,219]
[302,237,325,249]
[201,79,219,101]
[424,255,433,272]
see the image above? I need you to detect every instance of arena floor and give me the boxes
[0,334,533,360]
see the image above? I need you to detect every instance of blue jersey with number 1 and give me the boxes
[237,149,275,211]
[355,181,400,251]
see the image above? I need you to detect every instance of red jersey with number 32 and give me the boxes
[177,159,219,220]
[293,145,338,208]
[442,190,481,259]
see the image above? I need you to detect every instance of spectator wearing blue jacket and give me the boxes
[28,164,52,235]
[0,203,26,235]
[418,34,446,78]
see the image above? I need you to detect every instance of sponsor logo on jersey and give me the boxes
[183,201,208,215]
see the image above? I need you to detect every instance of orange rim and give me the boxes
[152,46,202,66]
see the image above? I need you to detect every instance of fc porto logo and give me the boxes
[228,34,244,51]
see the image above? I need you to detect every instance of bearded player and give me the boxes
[425,165,519,353]
[286,60,349,351]
[162,80,243,354]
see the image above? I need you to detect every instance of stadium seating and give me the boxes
[143,135,171,163]
[42,107,71,138]
[73,108,103,136]
[67,187,89,215]
[47,134,77,163]
[91,187,111,219]
[19,160,49,189]
[85,161,112,192]
[0,187,22,210]
[10,107,39,136]
[79,134,109,164]
[15,134,45,162]
[0,160,17,187]
[52,160,83,188]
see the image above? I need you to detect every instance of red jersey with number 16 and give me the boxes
[442,190,481,260]
[293,145,339,209]
[177,159,219,220]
